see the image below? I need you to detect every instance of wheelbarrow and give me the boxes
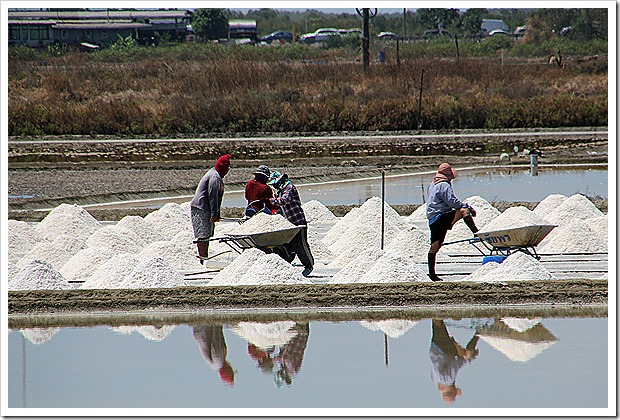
[209,225,304,263]
[443,224,557,260]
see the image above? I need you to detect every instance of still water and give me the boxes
[222,167,608,207]
[7,316,608,410]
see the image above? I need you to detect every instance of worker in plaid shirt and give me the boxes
[268,171,314,277]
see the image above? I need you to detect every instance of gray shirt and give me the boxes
[426,181,465,222]
[190,168,224,217]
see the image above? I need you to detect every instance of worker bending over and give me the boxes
[268,171,314,277]
[426,163,478,282]
[244,165,277,217]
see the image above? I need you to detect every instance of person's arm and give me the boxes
[271,184,294,207]
[207,175,222,221]
[439,183,465,210]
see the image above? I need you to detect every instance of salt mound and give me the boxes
[443,196,501,254]
[8,220,43,263]
[81,254,141,289]
[8,261,19,279]
[302,200,339,224]
[209,248,266,286]
[407,203,427,222]
[230,321,297,348]
[359,320,419,338]
[500,317,542,333]
[472,252,554,282]
[10,260,73,290]
[21,327,60,345]
[538,219,607,253]
[464,261,500,281]
[117,215,165,244]
[17,234,86,270]
[135,325,176,342]
[479,206,549,232]
[238,253,311,285]
[386,225,443,263]
[322,207,362,246]
[230,212,295,235]
[307,229,335,262]
[60,246,115,281]
[86,225,146,254]
[543,194,603,226]
[119,257,186,289]
[137,240,203,272]
[144,203,192,239]
[36,203,101,241]
[330,249,385,283]
[359,251,429,283]
[533,194,567,219]
[584,215,608,242]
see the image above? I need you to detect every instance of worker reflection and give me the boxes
[192,325,235,386]
[429,319,479,404]
[247,323,309,387]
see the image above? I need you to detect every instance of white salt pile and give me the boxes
[386,225,446,263]
[307,229,336,262]
[60,246,116,281]
[8,261,19,279]
[119,257,186,289]
[9,260,73,290]
[81,254,141,289]
[144,203,192,239]
[407,203,427,222]
[468,252,554,282]
[231,212,295,235]
[135,325,176,342]
[358,250,429,283]
[116,215,165,244]
[443,196,501,254]
[237,253,311,285]
[538,219,607,253]
[479,206,549,233]
[584,215,608,242]
[302,200,339,224]
[322,206,361,246]
[477,334,556,363]
[17,234,86,270]
[230,321,297,348]
[137,240,203,272]
[533,194,567,219]
[500,317,542,333]
[85,225,146,254]
[8,220,43,263]
[209,248,266,286]
[20,327,60,345]
[542,194,603,226]
[36,203,101,242]
[330,249,385,283]
[463,261,500,282]
[359,320,419,339]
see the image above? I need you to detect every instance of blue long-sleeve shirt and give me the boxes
[426,181,465,225]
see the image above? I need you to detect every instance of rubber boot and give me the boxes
[427,253,443,282]
[463,215,479,234]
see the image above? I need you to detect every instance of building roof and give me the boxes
[53,22,150,29]
[8,9,190,20]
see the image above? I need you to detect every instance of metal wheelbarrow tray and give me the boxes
[445,224,557,260]
[210,226,304,260]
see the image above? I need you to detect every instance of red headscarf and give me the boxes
[214,154,231,177]
[433,163,458,184]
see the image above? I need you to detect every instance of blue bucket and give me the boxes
[482,255,506,265]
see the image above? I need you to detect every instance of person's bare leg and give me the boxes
[196,241,208,264]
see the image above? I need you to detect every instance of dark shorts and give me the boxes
[429,210,456,244]
[191,206,214,242]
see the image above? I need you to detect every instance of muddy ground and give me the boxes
[7,130,609,318]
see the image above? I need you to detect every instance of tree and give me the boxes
[416,8,460,31]
[460,8,487,35]
[191,9,229,40]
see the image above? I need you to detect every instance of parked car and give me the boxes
[514,26,528,36]
[347,28,362,37]
[260,31,294,44]
[299,28,341,44]
[488,29,511,36]
[377,31,397,39]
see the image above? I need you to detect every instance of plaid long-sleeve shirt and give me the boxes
[271,183,307,226]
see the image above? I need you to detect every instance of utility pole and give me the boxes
[356,8,377,69]
[403,8,407,37]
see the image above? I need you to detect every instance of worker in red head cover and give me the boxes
[190,154,232,263]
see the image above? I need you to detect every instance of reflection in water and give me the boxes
[429,319,480,404]
[477,318,558,363]
[20,327,59,345]
[245,323,310,388]
[192,325,235,386]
